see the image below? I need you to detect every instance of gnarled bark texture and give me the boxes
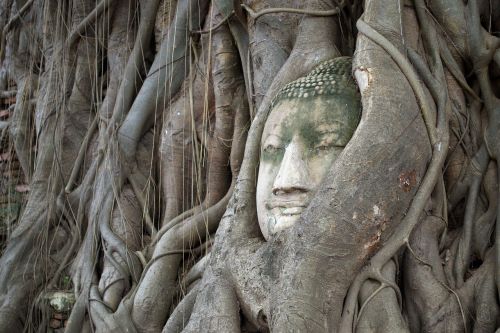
[0,0,498,332]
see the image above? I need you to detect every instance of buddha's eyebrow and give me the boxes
[316,129,339,135]
[317,120,348,127]
[313,129,346,144]
[316,125,340,135]
[262,134,283,143]
[316,120,354,132]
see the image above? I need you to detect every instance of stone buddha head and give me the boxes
[256,57,361,240]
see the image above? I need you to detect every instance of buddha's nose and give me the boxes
[272,139,312,195]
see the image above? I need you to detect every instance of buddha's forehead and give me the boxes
[263,95,360,139]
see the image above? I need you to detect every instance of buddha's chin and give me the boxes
[269,213,301,235]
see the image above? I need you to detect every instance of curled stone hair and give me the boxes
[271,56,359,107]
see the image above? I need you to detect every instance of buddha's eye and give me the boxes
[314,144,330,152]
[313,142,344,154]
[313,140,334,153]
[263,144,284,154]
[261,137,285,162]
[312,133,344,153]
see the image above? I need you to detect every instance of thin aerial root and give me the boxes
[135,251,147,268]
[437,37,480,102]
[191,10,234,35]
[101,278,126,296]
[453,145,489,287]
[65,115,99,193]
[66,0,117,47]
[355,283,388,328]
[162,284,201,333]
[406,240,468,332]
[0,0,35,61]
[128,173,157,237]
[241,2,344,21]
[357,19,437,145]
[103,246,131,290]
[154,205,200,245]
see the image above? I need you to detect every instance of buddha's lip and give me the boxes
[265,200,307,209]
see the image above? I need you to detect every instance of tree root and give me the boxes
[162,283,200,333]
[2,0,500,332]
[453,145,489,287]
[340,14,450,332]
[129,173,157,237]
[131,186,233,332]
[0,0,34,61]
[241,2,344,21]
[65,115,98,193]
[66,0,117,47]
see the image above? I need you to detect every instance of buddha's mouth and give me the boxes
[265,200,307,210]
[265,199,308,219]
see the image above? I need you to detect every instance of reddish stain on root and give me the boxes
[399,170,417,192]
[363,231,381,253]
[360,205,388,259]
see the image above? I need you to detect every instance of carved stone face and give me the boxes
[256,77,360,240]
